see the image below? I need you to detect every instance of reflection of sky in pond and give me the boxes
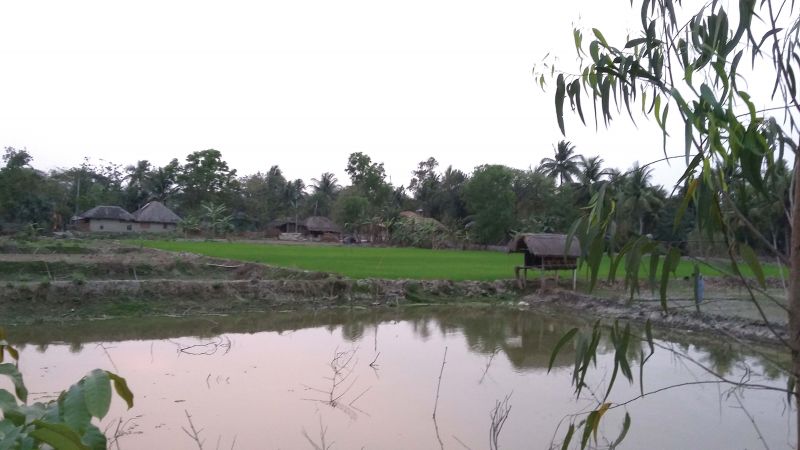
[3,308,794,449]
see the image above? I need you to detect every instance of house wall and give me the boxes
[133,222,177,233]
[88,219,134,233]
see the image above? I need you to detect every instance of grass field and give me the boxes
[137,240,787,282]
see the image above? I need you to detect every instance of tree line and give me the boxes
[0,144,790,253]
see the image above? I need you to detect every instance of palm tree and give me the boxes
[578,156,605,186]
[620,163,663,234]
[539,140,582,186]
[311,172,339,197]
[310,172,340,216]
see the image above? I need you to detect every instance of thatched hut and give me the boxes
[74,206,136,232]
[303,216,341,240]
[132,201,181,232]
[269,216,341,241]
[508,233,581,288]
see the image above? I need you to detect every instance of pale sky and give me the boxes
[0,0,774,189]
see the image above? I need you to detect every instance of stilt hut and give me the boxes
[508,233,581,289]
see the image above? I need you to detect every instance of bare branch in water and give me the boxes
[182,410,205,450]
[433,346,448,419]
[489,394,512,450]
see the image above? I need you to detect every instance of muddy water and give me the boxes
[4,307,795,449]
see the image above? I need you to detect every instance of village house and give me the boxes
[268,216,342,241]
[74,201,181,233]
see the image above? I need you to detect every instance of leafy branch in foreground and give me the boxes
[536,0,799,446]
[0,328,134,450]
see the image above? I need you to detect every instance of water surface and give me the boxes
[4,307,794,449]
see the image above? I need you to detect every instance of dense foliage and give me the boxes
[0,144,756,250]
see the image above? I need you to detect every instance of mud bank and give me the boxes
[523,290,787,345]
[0,278,517,321]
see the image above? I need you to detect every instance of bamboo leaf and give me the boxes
[610,413,631,449]
[592,28,609,46]
[556,74,566,135]
[561,423,575,450]
[659,247,681,311]
[740,243,766,288]
[548,328,579,372]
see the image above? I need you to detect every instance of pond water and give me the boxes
[3,307,795,449]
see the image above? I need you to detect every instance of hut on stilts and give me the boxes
[508,233,581,289]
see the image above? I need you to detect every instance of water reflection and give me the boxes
[7,306,788,378]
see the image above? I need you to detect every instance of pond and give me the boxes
[3,307,794,449]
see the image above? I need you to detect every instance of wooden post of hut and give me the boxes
[508,233,581,290]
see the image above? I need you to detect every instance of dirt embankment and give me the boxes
[521,290,787,345]
[0,238,788,346]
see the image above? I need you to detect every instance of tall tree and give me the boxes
[408,157,441,216]
[345,152,392,215]
[463,165,516,244]
[178,149,239,212]
[539,140,581,186]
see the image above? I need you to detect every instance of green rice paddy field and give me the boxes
[137,240,786,282]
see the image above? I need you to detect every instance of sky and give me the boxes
[0,0,772,190]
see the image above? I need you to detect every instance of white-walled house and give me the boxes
[74,201,181,233]
[73,206,136,232]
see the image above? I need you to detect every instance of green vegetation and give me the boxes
[0,329,134,449]
[139,240,786,281]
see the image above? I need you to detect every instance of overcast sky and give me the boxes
[0,0,766,189]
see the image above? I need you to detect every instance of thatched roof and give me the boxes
[78,206,135,222]
[133,201,181,224]
[303,216,341,233]
[397,211,446,229]
[508,233,581,257]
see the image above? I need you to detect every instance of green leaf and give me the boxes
[82,369,111,420]
[659,247,681,311]
[592,28,608,46]
[610,413,631,449]
[548,328,579,372]
[648,251,660,294]
[107,372,134,409]
[0,363,27,403]
[30,421,90,450]
[587,236,605,291]
[674,178,698,230]
[81,424,107,450]
[740,243,766,288]
[61,385,90,434]
[561,423,575,450]
[573,29,583,57]
[555,74,566,135]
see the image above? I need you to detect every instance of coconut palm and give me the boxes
[539,140,582,186]
[578,156,605,186]
[311,172,340,197]
[309,172,339,217]
[620,163,663,234]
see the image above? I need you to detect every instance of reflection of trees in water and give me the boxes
[5,307,787,377]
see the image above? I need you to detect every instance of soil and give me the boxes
[0,238,789,346]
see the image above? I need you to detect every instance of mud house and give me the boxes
[132,201,181,232]
[74,201,181,233]
[73,206,136,232]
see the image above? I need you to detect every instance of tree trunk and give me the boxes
[790,153,800,448]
